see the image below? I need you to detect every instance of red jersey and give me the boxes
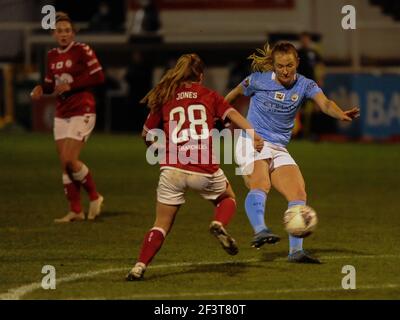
[143,83,234,175]
[44,41,104,118]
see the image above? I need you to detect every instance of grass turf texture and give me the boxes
[0,132,399,299]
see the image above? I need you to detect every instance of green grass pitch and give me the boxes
[0,132,399,299]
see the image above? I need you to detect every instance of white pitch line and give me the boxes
[0,254,399,300]
[80,283,400,300]
[0,259,259,300]
[0,267,122,300]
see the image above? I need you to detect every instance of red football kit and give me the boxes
[43,41,104,118]
[143,83,234,175]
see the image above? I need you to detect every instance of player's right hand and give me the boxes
[343,107,360,121]
[254,133,264,152]
[30,85,43,100]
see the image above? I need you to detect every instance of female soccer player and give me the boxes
[225,43,360,263]
[126,53,264,280]
[31,12,105,222]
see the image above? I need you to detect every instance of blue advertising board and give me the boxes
[324,73,400,139]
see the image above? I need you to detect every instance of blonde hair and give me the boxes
[141,53,204,113]
[248,42,299,72]
[55,12,77,33]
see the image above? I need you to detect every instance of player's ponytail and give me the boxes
[248,42,299,73]
[141,53,204,113]
[248,43,274,72]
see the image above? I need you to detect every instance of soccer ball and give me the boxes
[283,205,318,238]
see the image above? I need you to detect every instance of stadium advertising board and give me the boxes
[324,74,400,140]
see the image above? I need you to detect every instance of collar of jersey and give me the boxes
[271,72,298,90]
[57,41,75,54]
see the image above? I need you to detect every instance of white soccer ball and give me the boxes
[283,205,318,238]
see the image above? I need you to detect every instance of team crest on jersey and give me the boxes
[65,59,72,68]
[291,94,299,102]
[274,92,285,102]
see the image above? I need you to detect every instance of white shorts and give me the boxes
[235,133,297,175]
[54,114,96,142]
[157,168,228,205]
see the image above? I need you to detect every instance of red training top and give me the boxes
[143,82,234,176]
[43,41,105,118]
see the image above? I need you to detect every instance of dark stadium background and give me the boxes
[0,0,399,302]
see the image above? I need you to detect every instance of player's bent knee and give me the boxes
[63,159,80,172]
[216,194,236,206]
[224,186,236,200]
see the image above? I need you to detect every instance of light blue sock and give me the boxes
[245,189,267,234]
[288,200,306,254]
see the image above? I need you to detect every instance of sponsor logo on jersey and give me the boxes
[291,94,299,102]
[55,73,73,85]
[306,82,318,92]
[274,92,285,101]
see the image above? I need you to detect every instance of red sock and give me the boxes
[63,174,82,213]
[214,197,236,226]
[72,165,99,201]
[81,171,99,201]
[138,228,165,266]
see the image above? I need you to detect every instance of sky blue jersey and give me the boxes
[241,71,322,147]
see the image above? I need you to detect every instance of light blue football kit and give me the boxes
[243,71,322,147]
[239,71,322,255]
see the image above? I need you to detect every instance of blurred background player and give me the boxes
[30,12,105,222]
[126,53,263,280]
[131,0,161,35]
[297,32,327,139]
[225,43,359,263]
[297,32,323,82]
[125,50,153,132]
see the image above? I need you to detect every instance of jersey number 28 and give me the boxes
[169,104,209,144]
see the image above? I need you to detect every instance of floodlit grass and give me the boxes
[0,132,399,299]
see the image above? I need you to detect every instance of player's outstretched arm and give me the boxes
[312,92,360,121]
[225,84,244,105]
[226,109,264,151]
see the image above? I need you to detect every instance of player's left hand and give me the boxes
[54,83,71,95]
[342,107,360,121]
